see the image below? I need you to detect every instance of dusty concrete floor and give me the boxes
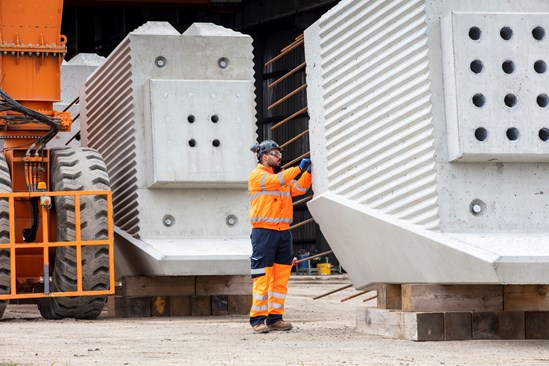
[1,275,549,366]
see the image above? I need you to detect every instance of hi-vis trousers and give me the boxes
[249,228,293,326]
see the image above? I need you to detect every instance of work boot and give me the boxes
[268,320,293,331]
[252,323,269,334]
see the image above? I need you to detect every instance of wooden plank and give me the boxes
[212,295,229,315]
[403,312,444,341]
[472,312,499,340]
[151,296,170,317]
[377,284,401,309]
[525,311,549,339]
[170,296,192,316]
[504,285,549,311]
[444,312,472,340]
[114,297,151,318]
[228,295,252,315]
[402,284,502,312]
[122,276,195,297]
[356,307,404,339]
[499,311,525,340]
[191,296,211,316]
[196,275,252,296]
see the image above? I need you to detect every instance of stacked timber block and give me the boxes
[357,284,549,341]
[108,275,252,318]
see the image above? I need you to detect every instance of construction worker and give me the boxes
[248,140,312,334]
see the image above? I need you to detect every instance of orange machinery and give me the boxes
[0,0,114,319]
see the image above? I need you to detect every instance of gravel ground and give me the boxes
[1,275,549,366]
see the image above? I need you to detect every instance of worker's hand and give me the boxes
[299,158,311,172]
[307,160,312,173]
[292,257,297,267]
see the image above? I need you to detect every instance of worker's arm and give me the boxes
[289,171,311,197]
[249,166,302,192]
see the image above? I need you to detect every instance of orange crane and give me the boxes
[0,0,114,319]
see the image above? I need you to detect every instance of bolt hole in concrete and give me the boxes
[537,94,549,108]
[506,127,520,141]
[189,138,197,147]
[504,94,517,108]
[533,26,546,41]
[469,26,481,40]
[474,127,488,141]
[472,93,485,107]
[163,214,175,227]
[218,57,229,69]
[211,115,219,123]
[470,59,483,74]
[502,60,515,74]
[534,60,547,73]
[470,199,486,216]
[155,56,167,68]
[539,128,549,141]
[226,214,238,226]
[212,139,221,147]
[188,115,195,123]
[500,26,513,40]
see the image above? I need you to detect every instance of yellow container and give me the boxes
[317,263,331,275]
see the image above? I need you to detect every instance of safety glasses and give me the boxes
[268,151,282,157]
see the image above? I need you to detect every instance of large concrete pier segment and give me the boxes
[305,0,549,287]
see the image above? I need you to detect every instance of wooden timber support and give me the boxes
[357,284,549,341]
[107,275,252,318]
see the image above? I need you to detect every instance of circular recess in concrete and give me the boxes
[218,57,230,69]
[506,127,520,141]
[226,214,238,226]
[211,115,219,123]
[539,128,549,141]
[469,27,481,40]
[500,26,513,40]
[537,94,549,108]
[212,139,221,147]
[470,59,483,74]
[502,60,515,74]
[534,60,547,73]
[187,115,195,123]
[189,138,197,147]
[469,199,486,216]
[504,94,517,108]
[162,215,175,227]
[472,93,485,107]
[155,56,167,68]
[533,26,546,41]
[474,127,488,141]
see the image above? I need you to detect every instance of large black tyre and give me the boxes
[38,147,111,319]
[0,154,10,318]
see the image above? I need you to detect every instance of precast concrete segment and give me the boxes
[80,22,256,278]
[305,0,549,286]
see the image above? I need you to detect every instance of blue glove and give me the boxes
[299,158,311,172]
[307,161,312,173]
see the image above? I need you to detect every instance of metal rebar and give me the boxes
[313,284,353,300]
[289,218,314,230]
[265,39,304,67]
[362,294,378,303]
[62,96,79,112]
[282,151,310,169]
[295,249,333,264]
[271,107,308,130]
[267,84,307,110]
[281,34,303,53]
[268,62,306,89]
[340,284,378,302]
[280,129,309,149]
[293,194,312,207]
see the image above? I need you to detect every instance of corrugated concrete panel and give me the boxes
[307,0,439,230]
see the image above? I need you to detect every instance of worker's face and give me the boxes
[263,149,282,169]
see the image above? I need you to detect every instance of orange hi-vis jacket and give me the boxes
[248,163,312,231]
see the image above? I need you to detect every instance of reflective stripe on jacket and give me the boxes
[248,163,312,230]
